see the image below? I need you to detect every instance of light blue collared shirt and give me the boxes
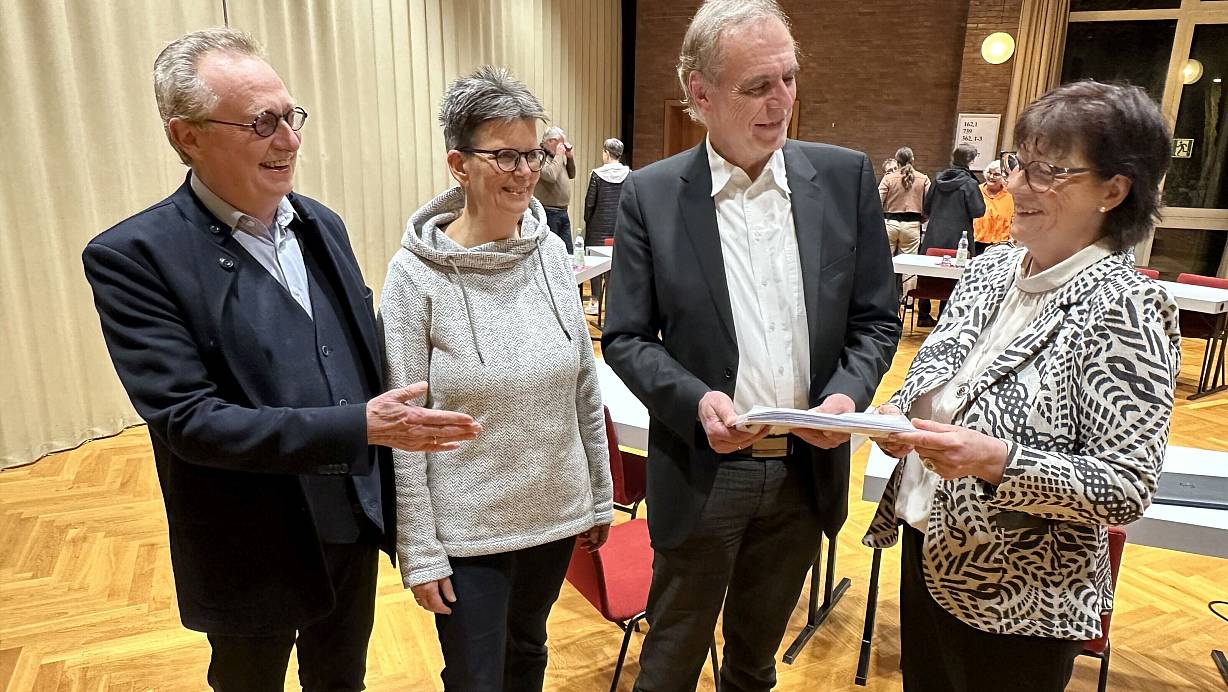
[190,173,313,318]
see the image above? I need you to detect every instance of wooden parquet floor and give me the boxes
[2,331,1226,691]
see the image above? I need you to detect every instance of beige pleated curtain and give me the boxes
[1000,0,1069,150]
[0,0,622,468]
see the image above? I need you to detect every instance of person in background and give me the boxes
[879,146,931,257]
[973,159,1015,255]
[381,66,613,691]
[865,80,1180,692]
[881,157,899,179]
[581,137,630,315]
[538,125,577,253]
[917,143,985,327]
[82,28,480,690]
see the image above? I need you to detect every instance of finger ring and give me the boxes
[921,457,936,471]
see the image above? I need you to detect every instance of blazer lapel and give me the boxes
[783,142,825,352]
[678,143,737,346]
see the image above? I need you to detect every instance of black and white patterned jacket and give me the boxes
[863,244,1181,640]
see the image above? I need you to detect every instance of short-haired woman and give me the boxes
[380,66,613,691]
[865,80,1181,691]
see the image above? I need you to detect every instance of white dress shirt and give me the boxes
[707,138,811,418]
[190,173,312,318]
[895,241,1114,531]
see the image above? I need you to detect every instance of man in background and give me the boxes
[538,125,577,252]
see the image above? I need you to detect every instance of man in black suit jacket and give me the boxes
[601,2,899,690]
[82,29,480,691]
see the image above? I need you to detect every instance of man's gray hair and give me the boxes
[676,0,793,123]
[603,138,624,160]
[439,66,548,151]
[153,27,264,165]
[542,126,565,141]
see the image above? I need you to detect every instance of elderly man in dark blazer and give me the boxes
[82,28,480,691]
[601,2,899,690]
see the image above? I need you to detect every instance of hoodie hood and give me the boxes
[935,166,976,191]
[399,186,570,365]
[593,162,631,184]
[402,186,552,270]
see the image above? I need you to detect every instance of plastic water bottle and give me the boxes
[573,232,585,266]
[955,234,969,267]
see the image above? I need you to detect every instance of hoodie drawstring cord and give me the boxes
[536,248,572,342]
[446,258,486,365]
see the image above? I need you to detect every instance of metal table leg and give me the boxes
[1190,312,1228,400]
[854,548,883,685]
[782,534,852,664]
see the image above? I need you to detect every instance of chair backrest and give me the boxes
[1177,272,1228,290]
[925,247,957,257]
[1175,273,1228,340]
[1084,525,1127,655]
[1135,267,1160,279]
[603,407,629,506]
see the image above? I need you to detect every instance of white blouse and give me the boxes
[895,241,1114,531]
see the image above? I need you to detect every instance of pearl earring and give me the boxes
[1098,206,1107,213]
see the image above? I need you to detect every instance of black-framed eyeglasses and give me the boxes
[205,107,308,137]
[457,147,548,172]
[1000,152,1097,193]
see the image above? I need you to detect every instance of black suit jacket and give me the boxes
[82,177,394,635]
[601,141,900,549]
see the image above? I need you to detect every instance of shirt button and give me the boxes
[957,384,969,397]
[321,345,332,357]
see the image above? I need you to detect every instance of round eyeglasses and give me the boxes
[1000,152,1097,194]
[205,107,308,138]
[458,147,548,173]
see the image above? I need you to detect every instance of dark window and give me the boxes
[1071,0,1180,10]
[1163,24,1228,210]
[1060,20,1177,101]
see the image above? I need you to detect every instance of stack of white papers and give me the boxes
[733,406,915,437]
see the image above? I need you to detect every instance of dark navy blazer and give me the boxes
[82,176,394,635]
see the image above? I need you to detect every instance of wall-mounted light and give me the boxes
[981,32,1015,65]
[1182,59,1204,85]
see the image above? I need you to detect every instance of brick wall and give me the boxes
[633,1,975,178]
[956,0,1024,150]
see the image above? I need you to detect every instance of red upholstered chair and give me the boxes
[1079,526,1127,692]
[1176,273,1228,390]
[568,409,717,691]
[1135,267,1160,279]
[902,248,958,334]
[565,518,719,691]
[603,407,645,518]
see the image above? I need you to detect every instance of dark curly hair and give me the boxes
[1013,80,1171,251]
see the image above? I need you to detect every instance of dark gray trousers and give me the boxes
[634,457,824,692]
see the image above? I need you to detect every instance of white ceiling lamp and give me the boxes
[981,32,1015,65]
[1182,59,1204,85]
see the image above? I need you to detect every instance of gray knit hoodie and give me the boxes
[381,187,613,588]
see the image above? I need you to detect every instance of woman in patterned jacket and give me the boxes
[864,80,1181,691]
